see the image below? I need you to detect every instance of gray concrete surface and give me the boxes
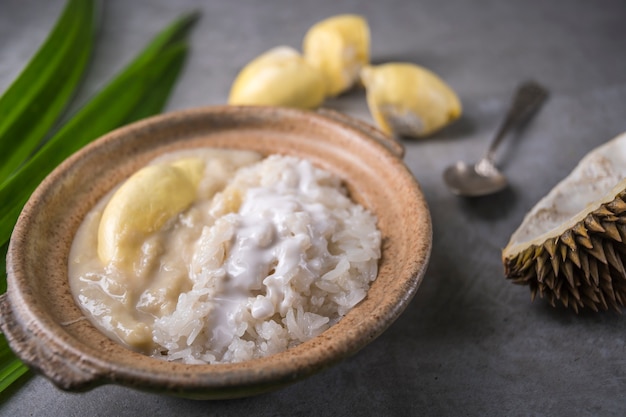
[1,0,626,415]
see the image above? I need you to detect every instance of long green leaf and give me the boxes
[0,341,28,393]
[122,44,190,122]
[0,14,197,248]
[0,243,6,294]
[114,11,199,76]
[0,0,96,180]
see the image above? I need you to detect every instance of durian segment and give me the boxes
[503,131,626,312]
[360,63,461,138]
[303,14,370,97]
[228,46,325,109]
[98,157,205,266]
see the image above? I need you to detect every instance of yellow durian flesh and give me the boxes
[360,63,461,138]
[503,131,626,312]
[98,157,205,266]
[228,46,325,110]
[303,14,370,97]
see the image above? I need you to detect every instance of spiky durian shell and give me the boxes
[503,189,626,312]
[503,131,626,312]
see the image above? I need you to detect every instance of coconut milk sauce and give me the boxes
[205,167,335,350]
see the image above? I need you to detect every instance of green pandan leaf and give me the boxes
[0,0,96,181]
[0,342,29,393]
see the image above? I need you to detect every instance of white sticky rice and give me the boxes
[152,155,381,364]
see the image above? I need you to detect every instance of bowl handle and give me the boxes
[317,108,405,159]
[0,293,101,390]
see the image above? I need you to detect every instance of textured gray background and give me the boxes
[1,0,626,415]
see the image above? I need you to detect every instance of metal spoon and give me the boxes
[443,81,549,197]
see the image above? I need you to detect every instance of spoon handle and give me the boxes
[485,80,549,161]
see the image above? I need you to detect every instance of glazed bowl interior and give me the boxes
[2,106,431,399]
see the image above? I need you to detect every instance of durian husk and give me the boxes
[502,132,626,312]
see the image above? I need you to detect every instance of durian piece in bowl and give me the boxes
[503,131,626,312]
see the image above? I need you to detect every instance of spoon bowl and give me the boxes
[443,81,549,197]
[443,158,508,197]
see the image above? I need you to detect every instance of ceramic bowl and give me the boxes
[0,106,431,399]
